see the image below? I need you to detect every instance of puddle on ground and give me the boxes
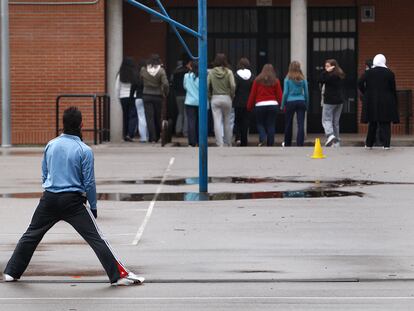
[2,190,363,201]
[97,177,412,187]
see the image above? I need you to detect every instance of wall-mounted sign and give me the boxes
[257,0,272,7]
[361,6,375,22]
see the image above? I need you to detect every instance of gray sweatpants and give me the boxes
[322,104,343,139]
[211,95,232,147]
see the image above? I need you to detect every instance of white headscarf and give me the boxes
[373,54,387,68]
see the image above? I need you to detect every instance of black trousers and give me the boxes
[185,105,199,147]
[234,107,250,146]
[366,122,391,148]
[4,191,125,283]
[143,95,163,143]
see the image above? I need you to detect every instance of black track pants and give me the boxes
[4,191,126,283]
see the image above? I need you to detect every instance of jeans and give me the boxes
[4,191,124,283]
[255,105,278,146]
[322,103,343,139]
[185,105,199,146]
[175,95,187,136]
[284,100,306,146]
[211,95,232,146]
[143,95,163,143]
[120,97,137,139]
[366,122,391,148]
[135,98,148,142]
[234,107,250,146]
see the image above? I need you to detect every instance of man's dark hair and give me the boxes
[63,106,82,138]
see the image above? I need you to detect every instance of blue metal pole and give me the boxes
[198,0,208,193]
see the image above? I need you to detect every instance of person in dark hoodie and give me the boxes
[208,53,236,147]
[281,61,309,147]
[141,54,169,143]
[233,57,255,146]
[358,54,399,149]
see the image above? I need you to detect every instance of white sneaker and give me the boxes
[112,272,145,286]
[365,145,373,150]
[3,274,16,282]
[383,146,391,150]
[325,134,337,147]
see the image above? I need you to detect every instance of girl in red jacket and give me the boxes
[247,64,283,146]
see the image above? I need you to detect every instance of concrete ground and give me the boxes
[1,141,414,310]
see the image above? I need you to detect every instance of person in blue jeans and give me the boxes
[247,64,283,146]
[183,61,200,147]
[281,61,309,146]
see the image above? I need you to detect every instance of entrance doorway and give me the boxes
[166,6,358,134]
[167,7,290,133]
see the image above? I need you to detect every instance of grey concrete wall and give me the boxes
[107,0,123,143]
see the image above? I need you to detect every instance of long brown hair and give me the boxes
[325,59,345,79]
[237,57,250,70]
[255,64,277,86]
[287,61,305,81]
[213,53,230,68]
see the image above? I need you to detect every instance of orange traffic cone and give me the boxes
[311,138,326,159]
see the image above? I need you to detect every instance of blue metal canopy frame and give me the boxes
[126,0,208,193]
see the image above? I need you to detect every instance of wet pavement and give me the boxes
[1,145,414,310]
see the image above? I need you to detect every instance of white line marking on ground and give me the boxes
[1,296,414,301]
[132,157,175,246]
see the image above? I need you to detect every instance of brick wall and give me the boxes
[357,0,414,135]
[3,0,412,144]
[0,0,106,145]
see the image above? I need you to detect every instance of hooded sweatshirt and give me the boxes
[233,69,254,108]
[141,65,169,97]
[281,78,309,110]
[207,67,236,99]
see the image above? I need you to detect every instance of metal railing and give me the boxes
[56,94,110,145]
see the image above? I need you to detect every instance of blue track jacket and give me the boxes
[41,134,97,210]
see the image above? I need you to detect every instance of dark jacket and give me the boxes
[319,71,345,105]
[171,66,188,97]
[130,79,144,99]
[233,69,255,108]
[358,67,399,123]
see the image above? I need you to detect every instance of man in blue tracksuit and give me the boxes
[3,107,144,286]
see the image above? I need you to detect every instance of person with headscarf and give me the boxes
[358,54,399,149]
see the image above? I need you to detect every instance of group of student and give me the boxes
[117,52,398,149]
[172,52,311,148]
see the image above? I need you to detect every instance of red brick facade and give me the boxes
[1,0,106,145]
[357,0,414,135]
[1,0,413,144]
